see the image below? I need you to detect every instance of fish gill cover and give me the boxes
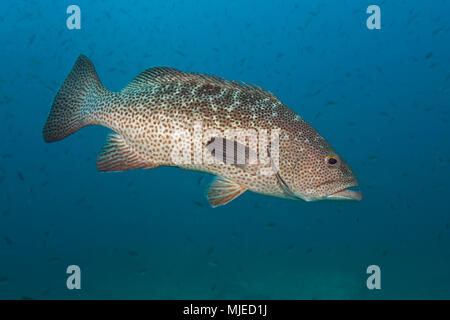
[0,0,449,300]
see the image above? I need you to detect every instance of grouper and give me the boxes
[43,55,362,207]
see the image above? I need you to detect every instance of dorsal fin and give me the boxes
[121,67,184,92]
[121,67,279,100]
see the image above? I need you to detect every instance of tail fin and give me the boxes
[43,55,107,142]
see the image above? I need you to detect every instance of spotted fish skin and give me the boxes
[43,55,361,207]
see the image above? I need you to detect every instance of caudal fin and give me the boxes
[43,55,107,142]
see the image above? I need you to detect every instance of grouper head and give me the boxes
[273,125,362,202]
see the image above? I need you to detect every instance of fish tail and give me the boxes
[43,54,108,142]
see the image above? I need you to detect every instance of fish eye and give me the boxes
[325,155,339,166]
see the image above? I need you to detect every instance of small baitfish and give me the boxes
[43,55,361,207]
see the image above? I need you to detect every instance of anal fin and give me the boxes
[207,176,247,207]
[97,133,158,172]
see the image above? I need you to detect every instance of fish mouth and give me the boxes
[326,185,362,201]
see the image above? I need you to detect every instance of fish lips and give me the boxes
[326,185,362,201]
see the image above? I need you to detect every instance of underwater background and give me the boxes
[0,0,449,299]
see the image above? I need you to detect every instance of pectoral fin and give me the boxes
[205,137,258,170]
[97,133,159,172]
[207,176,248,207]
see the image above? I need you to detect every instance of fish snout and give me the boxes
[326,178,362,201]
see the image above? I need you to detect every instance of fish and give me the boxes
[17,171,24,181]
[43,55,361,207]
[3,236,13,245]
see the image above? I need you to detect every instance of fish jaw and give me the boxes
[300,180,362,201]
[325,181,362,201]
[326,188,362,201]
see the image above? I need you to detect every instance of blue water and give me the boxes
[0,0,449,299]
